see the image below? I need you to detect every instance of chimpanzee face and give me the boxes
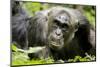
[48,12,79,50]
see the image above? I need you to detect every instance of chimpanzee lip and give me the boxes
[49,41,64,50]
[50,41,61,47]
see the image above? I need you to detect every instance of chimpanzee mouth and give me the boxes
[49,40,64,50]
[48,35,64,49]
[50,41,61,47]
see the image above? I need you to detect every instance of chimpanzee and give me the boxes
[12,1,96,61]
[11,1,30,49]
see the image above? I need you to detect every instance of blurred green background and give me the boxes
[22,1,96,26]
[12,1,96,66]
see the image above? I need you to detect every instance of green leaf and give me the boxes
[12,44,18,52]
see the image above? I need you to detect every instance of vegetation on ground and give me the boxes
[12,44,95,66]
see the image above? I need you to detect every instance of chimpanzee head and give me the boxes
[47,7,79,50]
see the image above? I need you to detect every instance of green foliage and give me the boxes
[83,6,96,26]
[22,2,95,27]
[23,2,49,16]
[11,44,54,66]
[12,52,54,66]
[68,55,95,62]
[23,2,41,16]
[12,52,29,65]
[12,44,18,52]
[12,44,95,66]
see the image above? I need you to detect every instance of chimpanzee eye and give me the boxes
[54,20,61,26]
[52,24,58,29]
[61,24,69,32]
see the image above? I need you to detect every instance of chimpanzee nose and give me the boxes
[56,33,61,36]
[55,28,62,36]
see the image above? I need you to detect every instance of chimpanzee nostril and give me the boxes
[56,32,61,36]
